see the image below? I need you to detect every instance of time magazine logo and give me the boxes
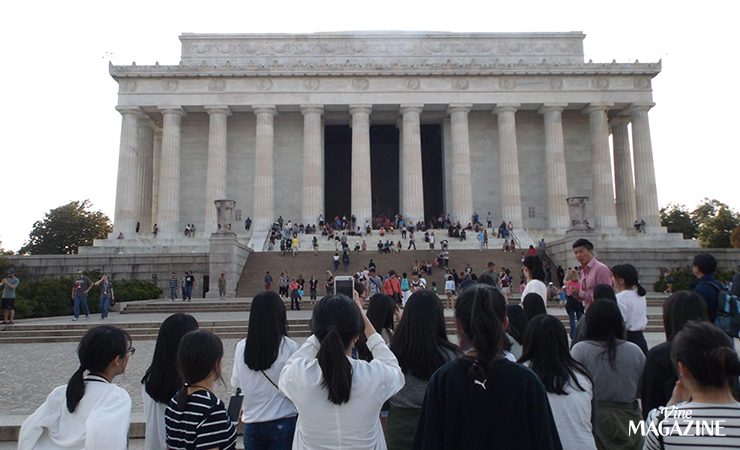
[629,405,727,438]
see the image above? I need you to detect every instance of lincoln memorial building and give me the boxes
[107,31,666,244]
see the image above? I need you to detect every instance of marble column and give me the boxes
[584,103,618,229]
[350,105,373,226]
[494,104,523,228]
[447,104,474,224]
[610,117,637,229]
[113,106,142,237]
[301,105,324,226]
[400,104,425,223]
[137,119,155,234]
[151,128,162,230]
[204,106,231,234]
[157,106,186,237]
[252,106,277,230]
[628,103,661,229]
[538,104,571,230]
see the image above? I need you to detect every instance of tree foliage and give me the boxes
[692,198,740,249]
[732,227,740,249]
[19,200,112,255]
[660,203,698,239]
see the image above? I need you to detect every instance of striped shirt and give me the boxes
[644,402,740,449]
[165,389,237,450]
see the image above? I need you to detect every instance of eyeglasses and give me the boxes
[126,347,136,355]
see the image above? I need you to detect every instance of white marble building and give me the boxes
[107,31,665,243]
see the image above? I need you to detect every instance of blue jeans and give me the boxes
[74,294,89,319]
[243,416,297,450]
[184,285,193,300]
[170,287,177,300]
[100,295,111,319]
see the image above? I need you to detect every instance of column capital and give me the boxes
[115,105,144,116]
[253,105,277,116]
[624,102,655,115]
[447,104,472,114]
[609,116,631,129]
[204,105,232,116]
[400,104,424,114]
[582,103,614,114]
[139,117,158,129]
[493,103,521,114]
[349,105,372,115]
[537,103,568,115]
[300,105,324,115]
[158,106,186,117]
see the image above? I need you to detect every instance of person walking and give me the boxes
[184,271,195,301]
[71,271,92,321]
[168,272,178,301]
[19,326,134,450]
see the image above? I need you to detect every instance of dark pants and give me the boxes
[243,416,297,450]
[99,295,111,319]
[290,292,300,310]
[565,296,584,338]
[626,330,648,355]
[73,294,89,319]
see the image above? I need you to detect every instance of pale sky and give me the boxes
[1,0,738,251]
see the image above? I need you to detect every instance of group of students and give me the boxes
[17,262,740,449]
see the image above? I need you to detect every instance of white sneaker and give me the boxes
[72,317,78,321]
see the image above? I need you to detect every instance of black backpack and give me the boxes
[712,283,740,339]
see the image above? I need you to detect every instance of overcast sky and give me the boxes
[1,0,738,251]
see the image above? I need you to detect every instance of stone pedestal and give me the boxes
[566,196,591,231]
[207,199,249,298]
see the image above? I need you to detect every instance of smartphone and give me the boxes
[227,388,243,424]
[334,276,354,298]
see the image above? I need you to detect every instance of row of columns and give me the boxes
[112,102,660,238]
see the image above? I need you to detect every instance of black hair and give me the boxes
[572,238,594,251]
[311,295,364,404]
[692,253,718,275]
[454,285,506,384]
[390,291,459,379]
[611,264,647,296]
[522,293,547,322]
[662,291,708,341]
[593,284,617,302]
[476,272,497,287]
[67,325,131,413]
[522,255,546,282]
[582,299,625,369]
[245,291,288,371]
[672,321,740,389]
[357,294,396,361]
[519,315,592,395]
[175,330,224,409]
[142,313,199,404]
[505,304,527,346]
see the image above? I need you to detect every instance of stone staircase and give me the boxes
[236,249,527,297]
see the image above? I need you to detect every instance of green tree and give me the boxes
[19,200,112,255]
[692,198,740,248]
[660,203,697,239]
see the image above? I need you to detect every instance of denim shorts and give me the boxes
[243,415,297,450]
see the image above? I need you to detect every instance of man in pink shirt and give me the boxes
[570,238,612,309]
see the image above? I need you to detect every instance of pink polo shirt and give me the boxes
[578,257,612,308]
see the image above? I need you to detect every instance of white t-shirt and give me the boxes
[19,375,131,450]
[444,279,456,291]
[616,289,648,331]
[279,333,405,450]
[546,371,597,450]
[521,279,548,307]
[231,336,300,423]
[142,386,167,450]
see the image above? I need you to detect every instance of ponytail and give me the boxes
[65,366,86,413]
[636,282,647,297]
[311,295,364,405]
[611,264,645,296]
[455,286,505,384]
[317,327,354,404]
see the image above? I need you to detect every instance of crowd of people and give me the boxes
[13,239,740,450]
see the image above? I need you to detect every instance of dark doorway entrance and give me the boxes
[370,125,400,219]
[324,125,352,221]
[421,124,444,221]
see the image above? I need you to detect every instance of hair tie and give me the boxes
[184,382,190,387]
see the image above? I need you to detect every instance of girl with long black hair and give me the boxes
[165,330,236,450]
[141,313,199,450]
[387,291,459,450]
[612,264,649,355]
[19,326,134,449]
[571,299,645,450]
[519,315,596,450]
[231,291,298,450]
[279,293,404,449]
[413,285,561,450]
